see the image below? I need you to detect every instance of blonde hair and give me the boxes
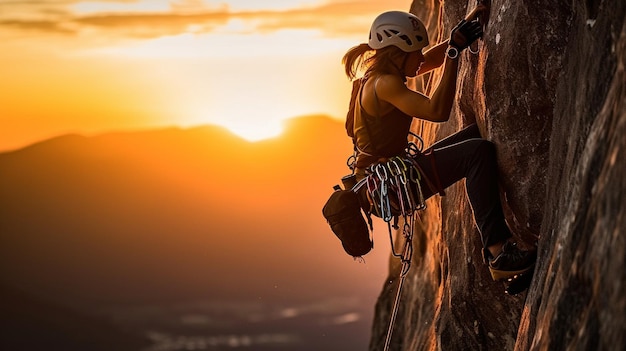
[342,43,407,80]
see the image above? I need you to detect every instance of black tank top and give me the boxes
[353,77,413,168]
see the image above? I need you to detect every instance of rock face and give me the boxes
[370,1,626,350]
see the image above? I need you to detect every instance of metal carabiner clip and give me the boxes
[468,40,480,55]
[375,163,388,182]
[391,158,407,185]
[373,164,393,221]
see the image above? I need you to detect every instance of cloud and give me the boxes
[0,0,411,40]
[0,19,76,35]
[0,3,233,39]
[74,10,233,38]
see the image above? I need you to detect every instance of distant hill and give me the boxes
[0,115,390,349]
[0,115,387,303]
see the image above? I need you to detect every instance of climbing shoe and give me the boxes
[488,241,537,281]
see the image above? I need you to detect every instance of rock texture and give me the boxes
[370,1,626,350]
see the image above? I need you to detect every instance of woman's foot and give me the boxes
[488,241,536,281]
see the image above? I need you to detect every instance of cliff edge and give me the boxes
[370,0,626,350]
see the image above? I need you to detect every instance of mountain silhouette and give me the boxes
[0,115,389,350]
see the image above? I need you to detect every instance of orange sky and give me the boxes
[0,0,413,151]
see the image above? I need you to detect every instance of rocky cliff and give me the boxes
[370,0,626,350]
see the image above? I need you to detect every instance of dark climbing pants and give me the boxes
[413,123,512,250]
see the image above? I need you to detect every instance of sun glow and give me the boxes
[222,120,285,142]
[75,28,353,142]
[0,0,411,150]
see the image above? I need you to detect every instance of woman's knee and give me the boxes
[473,139,497,162]
[476,139,495,151]
[464,123,480,138]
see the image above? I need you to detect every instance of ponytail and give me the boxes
[342,43,372,80]
[342,44,407,81]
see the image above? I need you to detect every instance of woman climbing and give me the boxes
[341,5,536,281]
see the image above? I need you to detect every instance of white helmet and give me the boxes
[368,11,429,52]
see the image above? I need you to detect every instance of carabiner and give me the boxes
[375,163,388,182]
[391,159,407,185]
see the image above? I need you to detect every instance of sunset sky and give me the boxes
[0,0,413,151]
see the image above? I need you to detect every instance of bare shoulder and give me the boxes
[374,74,411,100]
[374,74,406,91]
[361,74,403,115]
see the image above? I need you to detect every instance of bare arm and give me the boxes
[377,55,459,122]
[417,40,449,75]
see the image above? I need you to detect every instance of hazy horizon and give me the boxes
[0,114,342,154]
[0,115,393,350]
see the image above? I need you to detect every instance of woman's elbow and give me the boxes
[429,111,451,122]
[433,115,450,123]
[416,113,450,123]
[433,105,453,122]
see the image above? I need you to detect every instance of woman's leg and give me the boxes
[415,135,512,251]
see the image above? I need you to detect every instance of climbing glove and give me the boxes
[449,19,483,50]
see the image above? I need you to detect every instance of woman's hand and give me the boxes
[465,3,489,24]
[449,3,489,50]
[449,20,483,50]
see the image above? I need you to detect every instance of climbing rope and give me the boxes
[384,214,418,351]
